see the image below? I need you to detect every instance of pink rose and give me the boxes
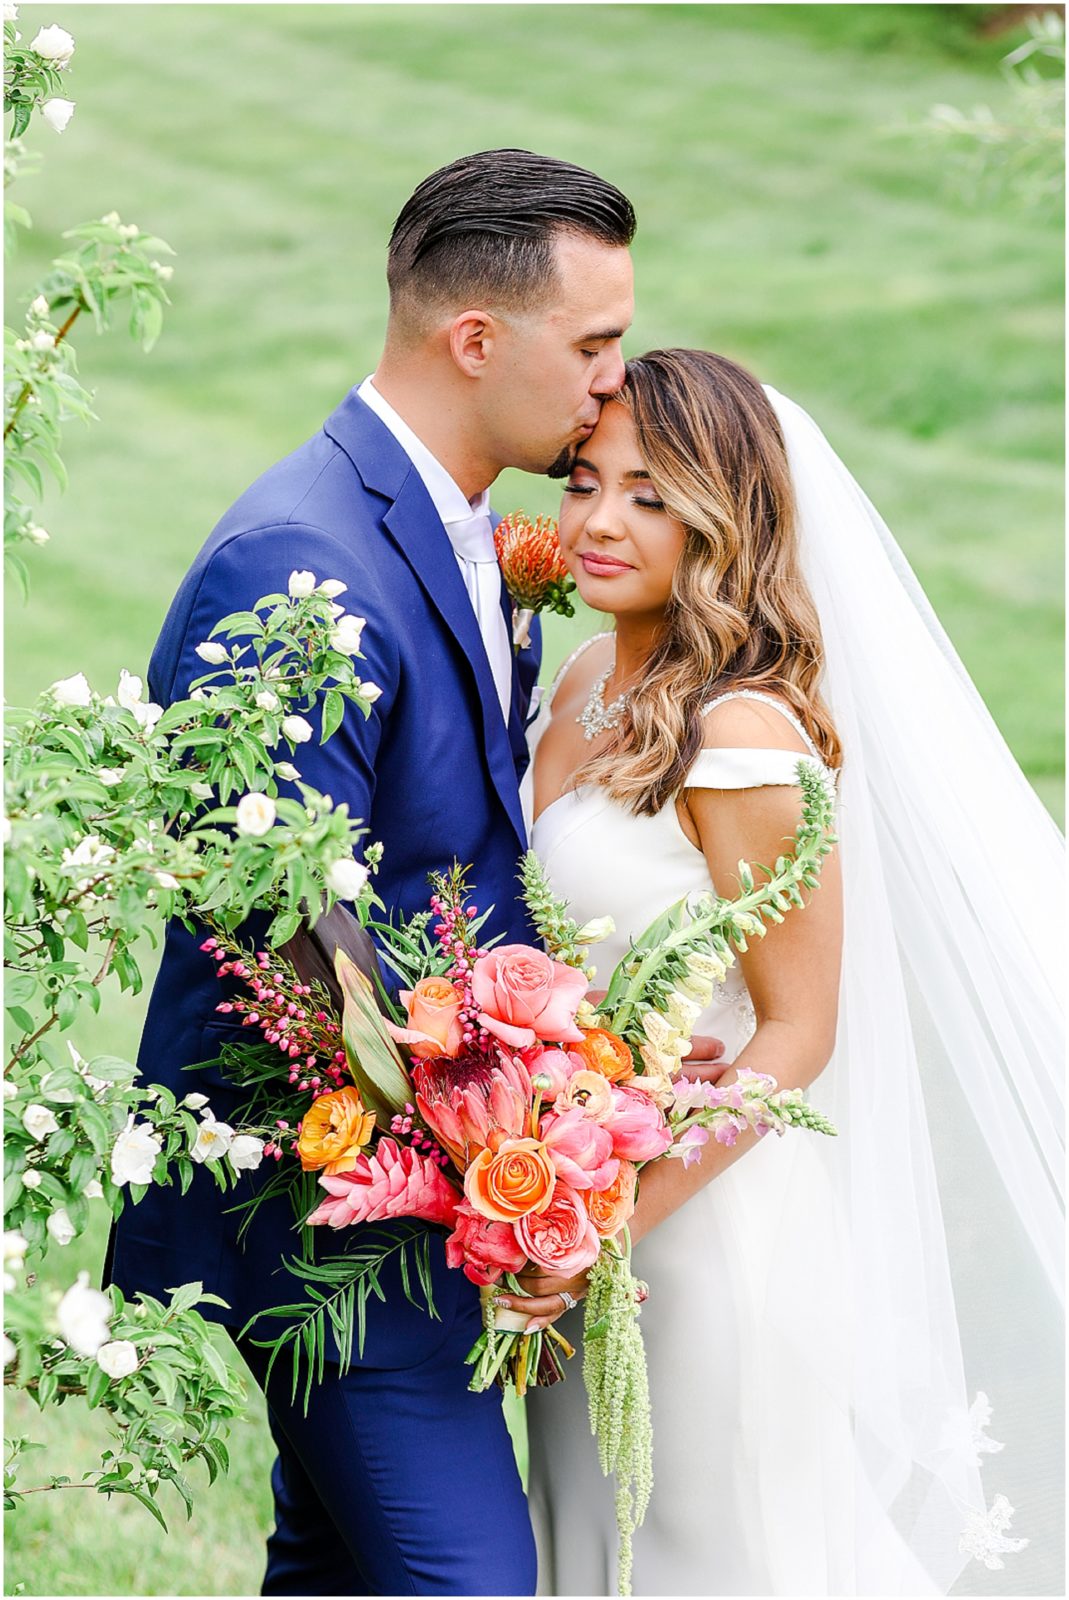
[520,1045,583,1099]
[516,1182,601,1276]
[445,1199,528,1286]
[605,1082,673,1162]
[471,945,587,1049]
[540,1108,620,1192]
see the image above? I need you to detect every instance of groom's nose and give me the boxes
[591,344,626,396]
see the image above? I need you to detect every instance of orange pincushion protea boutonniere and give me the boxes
[494,511,577,649]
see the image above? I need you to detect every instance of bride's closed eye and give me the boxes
[563,482,666,511]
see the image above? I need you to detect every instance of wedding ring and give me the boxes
[559,1290,578,1312]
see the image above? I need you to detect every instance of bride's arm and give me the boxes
[505,773,841,1320]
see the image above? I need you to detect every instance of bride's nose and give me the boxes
[584,499,629,542]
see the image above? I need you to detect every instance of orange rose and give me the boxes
[297,1086,376,1175]
[464,1136,556,1223]
[573,1027,635,1084]
[386,976,465,1060]
[584,1159,638,1238]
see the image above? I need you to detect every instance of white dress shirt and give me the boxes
[357,377,513,722]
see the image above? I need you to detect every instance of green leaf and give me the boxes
[85,1363,111,1410]
[320,688,344,745]
[334,949,411,1122]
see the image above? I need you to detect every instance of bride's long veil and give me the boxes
[761,387,1064,1594]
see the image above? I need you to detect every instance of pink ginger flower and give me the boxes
[306,1138,461,1229]
[412,1049,531,1171]
[539,1107,620,1192]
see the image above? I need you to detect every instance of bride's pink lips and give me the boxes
[580,552,633,577]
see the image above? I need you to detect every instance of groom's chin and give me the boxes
[545,444,578,480]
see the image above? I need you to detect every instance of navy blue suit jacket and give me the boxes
[109,390,542,1366]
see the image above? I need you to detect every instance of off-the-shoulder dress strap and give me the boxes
[545,631,613,707]
[698,687,824,763]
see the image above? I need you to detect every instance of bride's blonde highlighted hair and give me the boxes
[577,348,841,815]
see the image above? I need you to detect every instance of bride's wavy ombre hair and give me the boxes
[577,348,841,815]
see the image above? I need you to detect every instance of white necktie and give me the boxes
[446,512,513,722]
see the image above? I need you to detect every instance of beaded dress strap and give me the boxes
[545,632,613,707]
[698,688,824,764]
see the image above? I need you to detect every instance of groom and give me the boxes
[109,149,636,1595]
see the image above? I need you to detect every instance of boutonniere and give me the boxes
[494,511,577,650]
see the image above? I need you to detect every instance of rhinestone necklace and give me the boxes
[577,663,631,742]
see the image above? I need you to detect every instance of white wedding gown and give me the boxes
[523,639,874,1598]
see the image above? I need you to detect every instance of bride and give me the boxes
[502,350,1064,1596]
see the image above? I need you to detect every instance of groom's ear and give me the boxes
[448,309,499,377]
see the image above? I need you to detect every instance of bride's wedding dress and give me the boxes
[525,652,862,1597]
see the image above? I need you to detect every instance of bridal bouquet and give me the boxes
[195,759,836,1592]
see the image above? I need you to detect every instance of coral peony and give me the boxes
[584,1160,638,1238]
[516,1182,600,1276]
[413,1050,530,1170]
[521,1045,583,1099]
[296,1086,376,1175]
[471,945,586,1049]
[445,1200,528,1286]
[306,1138,461,1229]
[553,1068,615,1123]
[386,976,465,1060]
[605,1082,673,1162]
[571,1027,635,1084]
[540,1108,619,1192]
[464,1136,556,1223]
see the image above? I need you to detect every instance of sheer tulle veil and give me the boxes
[759,386,1064,1593]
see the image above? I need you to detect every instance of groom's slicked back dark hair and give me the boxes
[387,149,636,324]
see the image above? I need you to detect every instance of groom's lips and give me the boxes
[580,552,633,577]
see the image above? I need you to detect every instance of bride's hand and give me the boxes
[497,1268,591,1332]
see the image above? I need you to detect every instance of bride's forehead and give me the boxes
[579,405,645,466]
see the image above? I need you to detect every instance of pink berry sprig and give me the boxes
[388,1102,451,1169]
[200,935,348,1101]
[427,869,493,1055]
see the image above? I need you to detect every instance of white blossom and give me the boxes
[131,699,163,732]
[46,1207,76,1246]
[117,223,139,241]
[275,762,301,782]
[51,671,92,707]
[151,261,174,281]
[235,791,276,837]
[29,329,54,352]
[575,915,615,945]
[83,1179,104,1200]
[194,641,228,666]
[191,1116,234,1163]
[318,579,347,598]
[116,669,145,709]
[182,1092,209,1110]
[330,614,366,655]
[26,523,50,545]
[56,1271,112,1357]
[29,294,49,317]
[31,24,74,64]
[22,1102,60,1141]
[3,1232,28,1268]
[110,1115,162,1187]
[41,97,75,133]
[255,690,280,711]
[97,767,124,786]
[96,1339,138,1379]
[190,780,213,801]
[154,871,181,891]
[3,6,20,24]
[282,714,313,744]
[21,1170,42,1189]
[2,1077,17,1098]
[360,682,382,705]
[2,1334,16,1368]
[229,1134,265,1172]
[100,210,120,226]
[287,569,316,598]
[325,856,369,901]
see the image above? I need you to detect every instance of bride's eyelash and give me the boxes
[563,484,665,512]
[563,483,595,496]
[635,497,665,511]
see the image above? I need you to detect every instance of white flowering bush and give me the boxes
[3,18,382,1521]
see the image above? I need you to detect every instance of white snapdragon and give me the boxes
[235,792,276,836]
[46,1207,76,1246]
[287,569,316,598]
[41,97,75,133]
[229,1134,265,1172]
[110,1115,162,1187]
[22,1102,60,1140]
[191,1116,234,1163]
[56,1272,112,1357]
[664,990,702,1035]
[96,1339,138,1379]
[194,640,228,666]
[325,857,369,901]
[330,614,366,655]
[30,24,74,64]
[281,714,313,744]
[575,915,616,946]
[50,671,92,707]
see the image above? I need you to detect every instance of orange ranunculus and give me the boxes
[572,1027,635,1085]
[296,1086,376,1175]
[385,976,465,1060]
[464,1136,556,1223]
[584,1159,638,1238]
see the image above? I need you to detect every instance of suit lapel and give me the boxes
[324,390,527,849]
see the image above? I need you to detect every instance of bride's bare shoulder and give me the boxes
[545,632,614,718]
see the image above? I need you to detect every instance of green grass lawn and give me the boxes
[4,5,1062,1594]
